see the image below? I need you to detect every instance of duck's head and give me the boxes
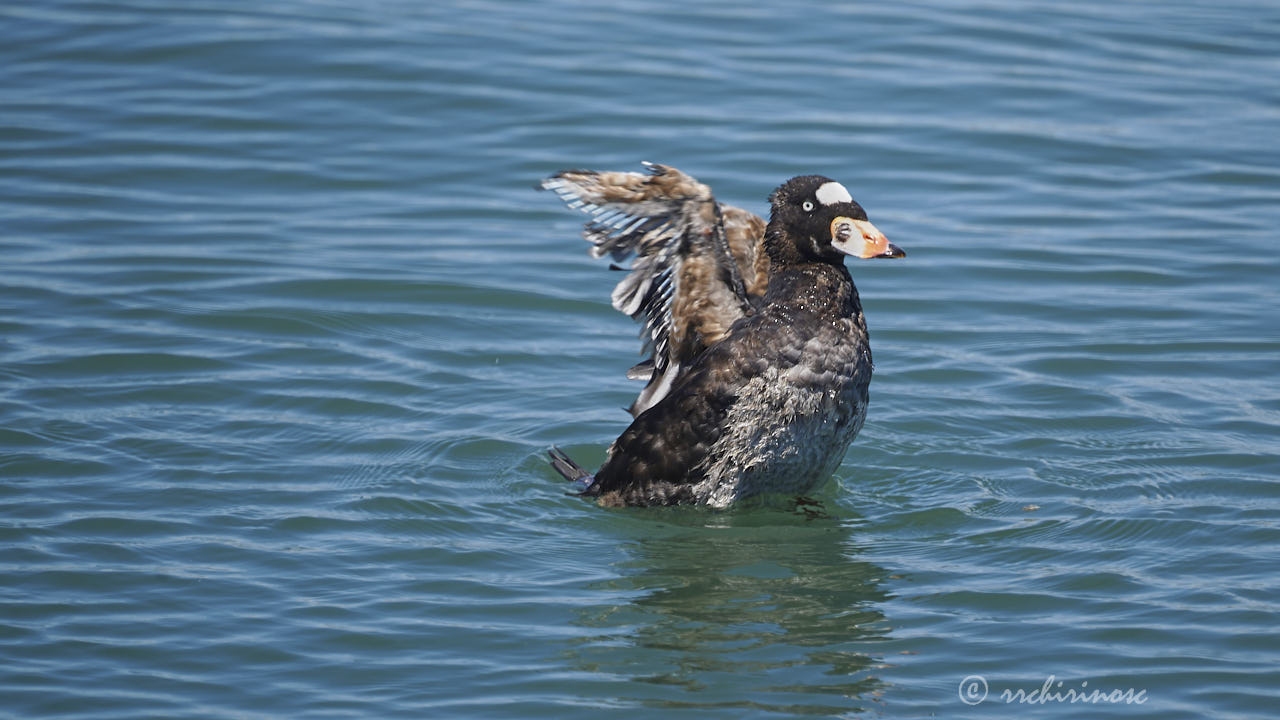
[768,175,905,263]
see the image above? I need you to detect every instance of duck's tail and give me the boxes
[547,446,596,494]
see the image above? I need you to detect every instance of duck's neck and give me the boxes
[762,228,862,321]
[766,262,862,320]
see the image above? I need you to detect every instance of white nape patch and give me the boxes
[815,181,853,206]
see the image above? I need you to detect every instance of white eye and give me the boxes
[802,200,815,212]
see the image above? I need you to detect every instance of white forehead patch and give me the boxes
[815,181,853,206]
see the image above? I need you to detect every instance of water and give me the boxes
[3,0,1279,717]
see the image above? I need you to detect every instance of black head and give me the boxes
[768,175,904,263]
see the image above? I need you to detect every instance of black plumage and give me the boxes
[542,166,904,507]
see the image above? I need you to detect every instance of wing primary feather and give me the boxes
[541,164,762,416]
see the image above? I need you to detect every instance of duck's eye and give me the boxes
[802,200,814,212]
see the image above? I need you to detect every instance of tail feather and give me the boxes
[548,446,596,493]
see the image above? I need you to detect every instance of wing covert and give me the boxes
[541,162,763,416]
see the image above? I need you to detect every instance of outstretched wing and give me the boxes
[541,162,764,416]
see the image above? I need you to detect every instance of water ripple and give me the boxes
[3,0,1280,718]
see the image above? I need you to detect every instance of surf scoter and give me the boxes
[542,163,904,507]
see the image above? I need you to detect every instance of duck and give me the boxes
[541,163,904,507]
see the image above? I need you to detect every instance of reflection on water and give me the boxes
[568,508,891,715]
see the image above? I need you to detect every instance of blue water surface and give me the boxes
[3,1,1279,718]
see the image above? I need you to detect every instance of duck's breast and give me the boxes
[693,318,871,507]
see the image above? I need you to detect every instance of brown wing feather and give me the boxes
[722,205,769,296]
[541,163,767,416]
